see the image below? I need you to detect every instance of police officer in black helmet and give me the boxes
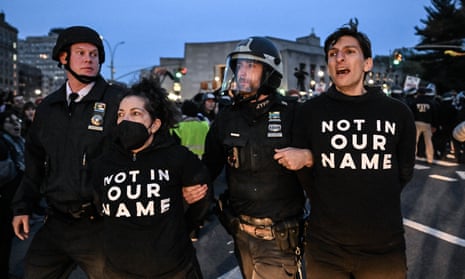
[203,36,307,279]
[11,26,124,279]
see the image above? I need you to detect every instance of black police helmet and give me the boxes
[52,26,105,64]
[227,36,283,90]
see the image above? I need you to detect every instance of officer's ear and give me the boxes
[59,51,68,66]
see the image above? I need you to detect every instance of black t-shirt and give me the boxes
[293,86,416,248]
[93,137,209,277]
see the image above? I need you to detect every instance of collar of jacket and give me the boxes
[47,75,108,105]
[234,92,288,111]
[326,84,383,103]
[112,130,177,158]
[233,92,289,124]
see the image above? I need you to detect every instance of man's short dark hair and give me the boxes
[324,18,372,62]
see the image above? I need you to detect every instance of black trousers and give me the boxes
[0,212,14,278]
[103,256,204,279]
[0,181,19,278]
[23,215,104,279]
[305,236,407,279]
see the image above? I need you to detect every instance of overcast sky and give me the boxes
[3,0,432,83]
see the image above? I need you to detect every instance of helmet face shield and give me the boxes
[221,57,263,99]
[222,37,283,102]
[221,56,235,97]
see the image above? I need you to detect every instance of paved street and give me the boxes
[193,214,240,279]
[402,157,465,278]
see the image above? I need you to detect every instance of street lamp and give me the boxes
[102,38,125,81]
[317,70,324,81]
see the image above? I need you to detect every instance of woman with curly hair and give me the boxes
[92,78,210,279]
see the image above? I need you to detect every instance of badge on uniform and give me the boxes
[88,102,106,131]
[267,111,283,138]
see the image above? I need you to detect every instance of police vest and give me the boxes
[220,99,305,220]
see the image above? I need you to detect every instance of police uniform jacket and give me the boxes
[203,93,305,221]
[409,94,438,126]
[12,76,123,215]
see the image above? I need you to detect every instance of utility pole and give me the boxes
[102,39,125,81]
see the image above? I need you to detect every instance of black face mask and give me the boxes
[116,120,151,150]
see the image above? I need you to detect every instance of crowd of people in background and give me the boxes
[3,71,465,169]
[387,86,465,164]
[285,83,465,165]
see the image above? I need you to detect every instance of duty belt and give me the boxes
[239,214,275,240]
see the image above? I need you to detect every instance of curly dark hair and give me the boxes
[122,77,181,134]
[324,18,372,62]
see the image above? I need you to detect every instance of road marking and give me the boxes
[416,157,459,167]
[217,267,241,279]
[457,171,465,180]
[434,160,459,167]
[414,164,430,170]
[428,174,458,182]
[403,218,465,247]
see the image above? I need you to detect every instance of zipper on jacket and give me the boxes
[132,152,137,162]
[82,152,87,167]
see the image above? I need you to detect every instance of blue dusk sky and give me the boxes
[3,0,431,82]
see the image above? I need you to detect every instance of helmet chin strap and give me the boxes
[234,70,273,104]
[63,54,99,84]
[233,89,261,104]
[64,64,99,84]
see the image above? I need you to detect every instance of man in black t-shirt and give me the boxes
[275,20,416,279]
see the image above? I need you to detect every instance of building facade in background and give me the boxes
[158,32,329,100]
[157,32,397,101]
[18,28,66,97]
[0,13,18,95]
[18,62,42,99]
